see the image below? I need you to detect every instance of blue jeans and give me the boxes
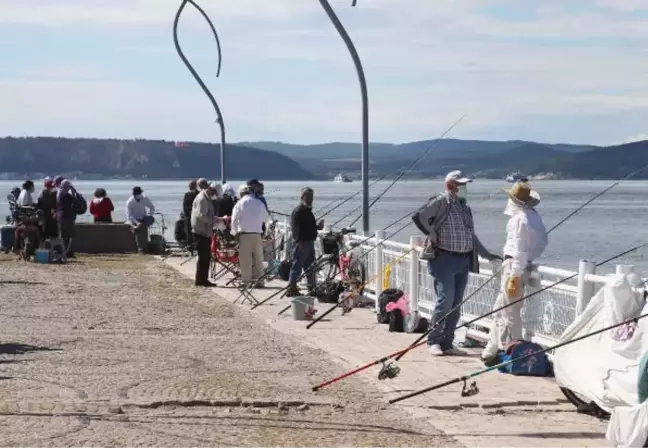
[426,250,471,350]
[289,240,316,289]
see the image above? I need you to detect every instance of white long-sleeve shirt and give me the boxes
[17,189,34,207]
[126,195,155,225]
[503,208,548,277]
[231,195,268,235]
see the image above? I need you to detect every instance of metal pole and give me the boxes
[173,0,227,183]
[318,0,369,233]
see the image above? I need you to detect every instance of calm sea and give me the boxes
[3,180,646,274]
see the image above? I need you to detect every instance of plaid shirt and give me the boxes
[436,198,474,253]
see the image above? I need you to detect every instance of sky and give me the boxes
[0,0,647,146]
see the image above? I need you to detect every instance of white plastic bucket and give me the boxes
[291,296,315,321]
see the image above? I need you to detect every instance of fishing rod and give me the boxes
[250,209,415,310]
[389,308,648,404]
[311,240,648,391]
[317,115,465,223]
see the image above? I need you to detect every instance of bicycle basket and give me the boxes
[321,234,340,255]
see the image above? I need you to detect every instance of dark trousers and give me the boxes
[184,218,195,251]
[288,240,317,289]
[194,233,211,285]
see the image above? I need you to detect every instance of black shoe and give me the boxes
[195,281,216,287]
[285,285,300,297]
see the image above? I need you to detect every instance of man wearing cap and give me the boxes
[191,182,220,287]
[126,186,156,254]
[412,170,501,356]
[481,182,548,364]
[231,183,268,288]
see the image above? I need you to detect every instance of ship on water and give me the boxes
[506,171,529,182]
[333,173,352,183]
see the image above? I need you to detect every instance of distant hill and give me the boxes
[0,137,315,180]
[530,140,648,179]
[239,138,594,179]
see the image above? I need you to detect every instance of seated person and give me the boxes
[175,212,187,247]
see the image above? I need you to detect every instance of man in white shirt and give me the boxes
[125,186,156,254]
[17,180,35,207]
[191,182,220,287]
[481,182,548,364]
[231,184,268,287]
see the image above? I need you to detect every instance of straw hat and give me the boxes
[504,182,540,208]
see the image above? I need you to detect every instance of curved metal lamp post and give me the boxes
[319,0,369,233]
[173,0,227,183]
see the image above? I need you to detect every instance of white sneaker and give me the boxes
[444,346,467,356]
[428,344,445,356]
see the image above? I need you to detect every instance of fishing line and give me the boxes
[311,240,648,391]
[318,115,465,224]
[389,308,648,404]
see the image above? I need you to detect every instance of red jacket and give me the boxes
[89,197,114,220]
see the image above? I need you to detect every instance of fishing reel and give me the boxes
[461,379,479,397]
[378,361,400,380]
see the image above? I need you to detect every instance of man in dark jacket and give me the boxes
[182,179,199,254]
[286,187,324,297]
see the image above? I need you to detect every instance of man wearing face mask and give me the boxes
[481,182,547,365]
[412,170,501,356]
[191,182,220,287]
[126,186,156,254]
[286,187,324,297]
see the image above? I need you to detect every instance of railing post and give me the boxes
[281,217,289,260]
[374,230,384,313]
[616,264,634,275]
[576,259,596,315]
[408,236,420,314]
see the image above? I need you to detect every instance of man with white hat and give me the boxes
[191,182,220,287]
[412,170,501,356]
[481,181,548,364]
[231,183,268,287]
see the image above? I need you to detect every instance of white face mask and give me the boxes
[457,185,467,199]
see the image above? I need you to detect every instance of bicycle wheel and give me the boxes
[314,256,340,283]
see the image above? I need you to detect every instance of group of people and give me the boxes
[181,178,270,287]
[413,170,548,363]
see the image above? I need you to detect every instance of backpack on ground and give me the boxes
[278,259,292,282]
[377,288,404,324]
[497,340,553,377]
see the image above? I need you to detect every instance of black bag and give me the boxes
[73,194,87,215]
[279,259,292,282]
[389,310,404,332]
[377,288,404,324]
[313,280,345,304]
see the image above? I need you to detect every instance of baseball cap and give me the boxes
[133,186,143,195]
[444,170,472,185]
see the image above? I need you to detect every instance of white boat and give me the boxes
[506,172,529,183]
[333,173,352,183]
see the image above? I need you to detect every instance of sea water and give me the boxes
[3,179,646,274]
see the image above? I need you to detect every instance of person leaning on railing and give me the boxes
[412,170,501,357]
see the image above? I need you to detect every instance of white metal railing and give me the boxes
[273,220,629,348]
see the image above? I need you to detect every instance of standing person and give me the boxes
[183,179,199,254]
[412,170,501,356]
[89,188,114,223]
[197,178,209,191]
[481,182,548,364]
[218,183,236,217]
[38,177,58,239]
[17,180,35,207]
[53,176,65,189]
[125,186,156,254]
[286,187,324,297]
[231,184,268,288]
[191,182,219,287]
[56,180,79,258]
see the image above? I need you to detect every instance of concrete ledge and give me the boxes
[73,222,137,254]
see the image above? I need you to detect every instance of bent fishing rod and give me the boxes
[389,308,648,404]
[250,209,415,310]
[318,115,465,222]
[311,166,648,390]
[311,240,648,391]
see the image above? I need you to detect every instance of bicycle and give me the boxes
[311,227,367,304]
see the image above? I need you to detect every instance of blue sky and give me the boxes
[0,0,647,145]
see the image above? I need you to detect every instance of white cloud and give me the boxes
[625,133,648,143]
[0,0,647,144]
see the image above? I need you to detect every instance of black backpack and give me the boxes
[377,288,404,324]
[73,194,87,215]
[279,259,292,282]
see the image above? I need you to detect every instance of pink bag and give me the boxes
[385,295,409,317]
